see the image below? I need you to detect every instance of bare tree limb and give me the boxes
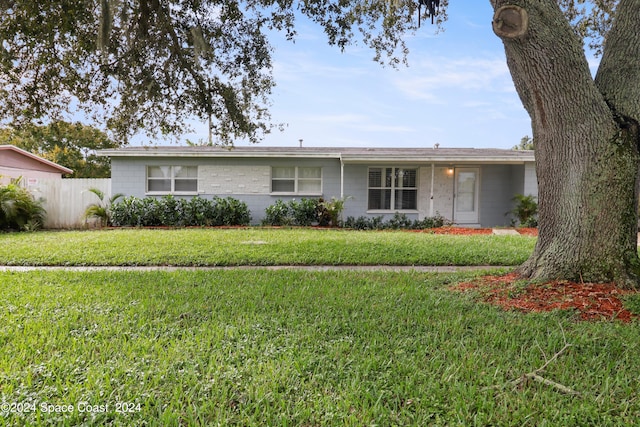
[482,342,581,396]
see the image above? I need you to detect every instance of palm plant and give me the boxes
[83,187,124,227]
[0,178,46,231]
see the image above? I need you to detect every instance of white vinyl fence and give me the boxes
[27,178,112,229]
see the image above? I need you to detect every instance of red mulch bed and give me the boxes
[414,227,538,236]
[452,272,638,322]
[426,227,493,235]
[515,227,538,236]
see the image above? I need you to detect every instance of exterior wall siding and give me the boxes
[199,165,271,194]
[111,157,344,224]
[341,164,368,220]
[478,164,525,227]
[524,162,538,198]
[110,157,531,227]
[0,166,63,184]
[0,149,64,173]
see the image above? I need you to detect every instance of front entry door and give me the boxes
[454,168,479,224]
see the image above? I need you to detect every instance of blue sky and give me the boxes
[183,2,533,149]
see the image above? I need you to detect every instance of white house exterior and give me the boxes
[100,146,537,228]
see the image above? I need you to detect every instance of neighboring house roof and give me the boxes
[0,145,73,175]
[100,146,535,164]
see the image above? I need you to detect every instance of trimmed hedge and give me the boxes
[110,195,251,227]
[344,212,449,230]
[263,198,321,226]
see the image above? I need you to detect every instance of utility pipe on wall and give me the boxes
[429,163,435,217]
[340,155,344,199]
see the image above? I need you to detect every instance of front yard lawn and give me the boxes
[0,228,534,266]
[2,269,639,426]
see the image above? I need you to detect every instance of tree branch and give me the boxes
[482,342,581,396]
[595,0,640,125]
[492,0,609,133]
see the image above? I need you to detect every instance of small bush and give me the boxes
[387,212,413,229]
[290,198,319,226]
[263,199,293,226]
[509,194,538,227]
[110,196,250,227]
[213,196,251,226]
[343,215,385,230]
[343,213,449,231]
[412,214,448,229]
[317,197,351,227]
[0,179,46,231]
[263,198,321,226]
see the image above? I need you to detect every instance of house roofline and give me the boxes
[0,145,74,174]
[99,146,535,163]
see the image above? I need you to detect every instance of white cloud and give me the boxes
[391,56,513,102]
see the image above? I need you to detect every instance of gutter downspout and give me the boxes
[340,155,344,199]
[429,163,435,217]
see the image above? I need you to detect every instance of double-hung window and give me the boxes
[147,166,198,194]
[368,167,417,210]
[271,166,322,195]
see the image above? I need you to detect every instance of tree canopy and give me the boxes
[513,135,534,150]
[0,1,617,144]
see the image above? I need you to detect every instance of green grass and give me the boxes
[1,270,639,426]
[0,228,534,266]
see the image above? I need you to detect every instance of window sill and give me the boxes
[271,192,323,197]
[367,210,419,214]
[146,192,199,196]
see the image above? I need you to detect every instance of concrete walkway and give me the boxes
[492,228,520,235]
[0,265,510,273]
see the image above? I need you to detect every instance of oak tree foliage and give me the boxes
[0,0,441,143]
[0,0,612,143]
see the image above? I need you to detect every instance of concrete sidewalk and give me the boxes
[0,265,510,273]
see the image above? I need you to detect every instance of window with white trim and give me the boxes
[368,167,417,210]
[271,166,322,195]
[147,166,198,194]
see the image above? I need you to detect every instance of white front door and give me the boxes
[454,168,479,224]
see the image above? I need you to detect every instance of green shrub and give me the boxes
[317,196,351,227]
[264,197,350,227]
[0,179,46,231]
[263,198,319,226]
[343,215,385,230]
[182,196,214,226]
[343,213,448,231]
[509,194,538,227]
[263,199,293,226]
[213,196,251,226]
[110,196,136,226]
[110,196,250,227]
[290,198,319,226]
[412,214,448,229]
[387,212,413,229]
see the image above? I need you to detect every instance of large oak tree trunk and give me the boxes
[491,0,640,288]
